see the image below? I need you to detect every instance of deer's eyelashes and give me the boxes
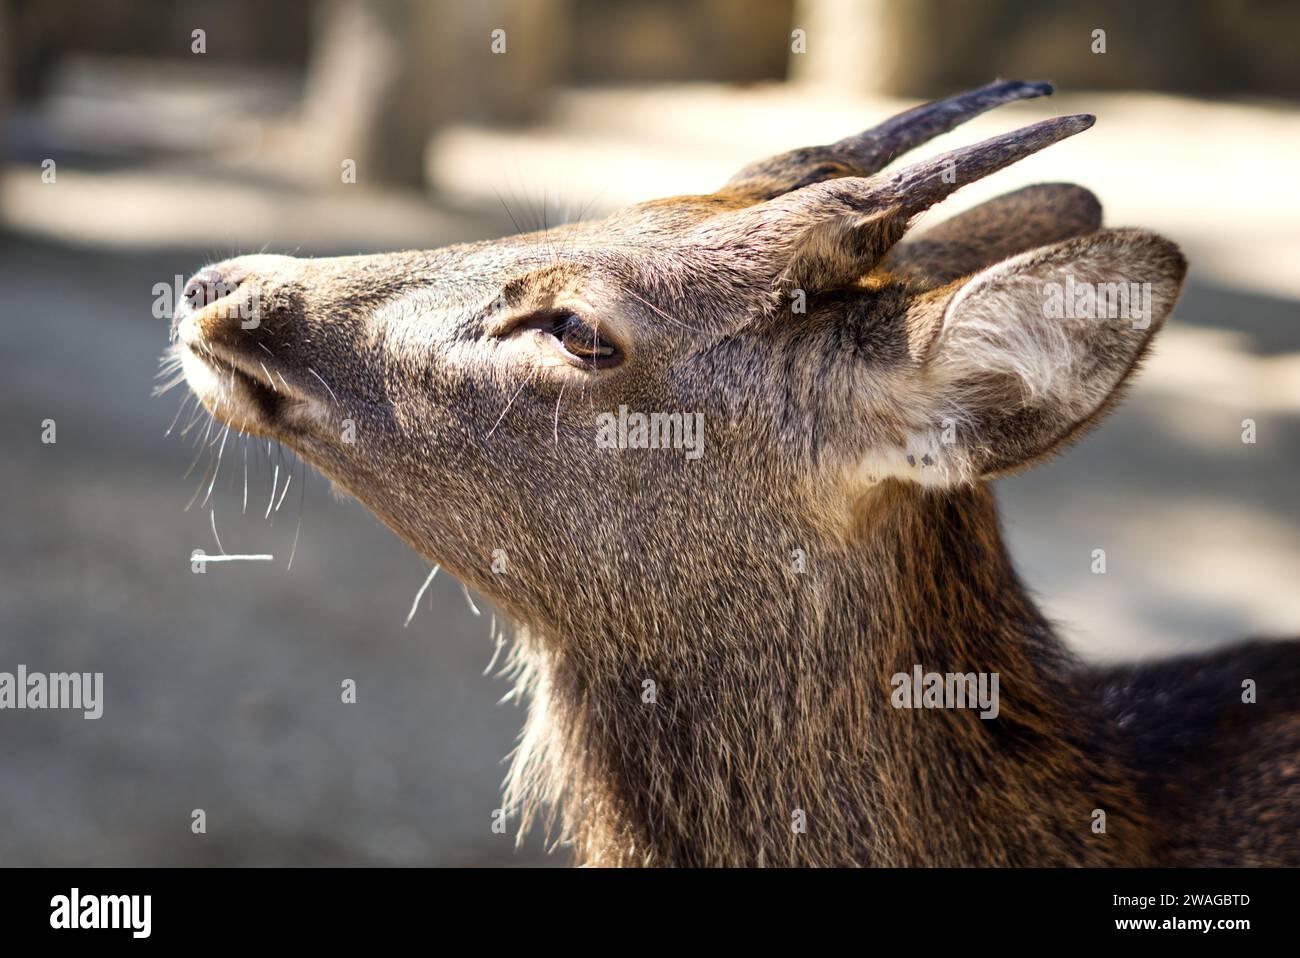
[507,309,624,370]
[552,312,622,366]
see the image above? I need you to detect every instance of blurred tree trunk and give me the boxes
[0,0,8,223]
[569,0,791,82]
[300,0,569,189]
[789,0,896,92]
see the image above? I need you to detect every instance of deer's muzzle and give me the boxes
[174,256,324,435]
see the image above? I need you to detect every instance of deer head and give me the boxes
[169,81,1187,864]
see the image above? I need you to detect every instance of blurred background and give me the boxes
[1,0,1297,866]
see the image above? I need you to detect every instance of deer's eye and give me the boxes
[549,312,621,368]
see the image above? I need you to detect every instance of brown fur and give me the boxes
[168,83,1300,866]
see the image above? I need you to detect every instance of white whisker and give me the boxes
[185,456,215,511]
[307,367,340,405]
[404,565,441,628]
[485,371,536,440]
[265,462,280,519]
[202,424,230,507]
[285,518,302,571]
[274,470,293,512]
[462,583,481,617]
[209,507,226,555]
[287,459,305,571]
[553,382,566,445]
[483,614,505,675]
[165,394,192,437]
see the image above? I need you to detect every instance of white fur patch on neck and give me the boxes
[846,426,975,489]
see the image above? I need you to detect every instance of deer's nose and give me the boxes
[182,266,244,311]
[174,261,264,350]
[174,253,311,365]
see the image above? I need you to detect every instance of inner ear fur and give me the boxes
[919,228,1187,480]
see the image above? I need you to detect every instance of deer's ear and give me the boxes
[882,183,1102,285]
[871,229,1186,486]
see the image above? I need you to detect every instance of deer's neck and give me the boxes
[508,482,1150,866]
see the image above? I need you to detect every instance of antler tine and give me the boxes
[874,113,1095,216]
[761,114,1096,227]
[710,113,1096,300]
[725,79,1056,201]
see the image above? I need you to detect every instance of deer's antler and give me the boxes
[723,79,1058,201]
[698,111,1095,300]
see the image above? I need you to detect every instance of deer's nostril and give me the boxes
[183,267,242,311]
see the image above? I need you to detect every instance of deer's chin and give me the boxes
[179,343,323,438]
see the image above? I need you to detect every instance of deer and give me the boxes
[167,80,1300,867]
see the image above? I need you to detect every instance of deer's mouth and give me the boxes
[178,341,317,435]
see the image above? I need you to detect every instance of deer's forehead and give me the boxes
[365,236,726,332]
